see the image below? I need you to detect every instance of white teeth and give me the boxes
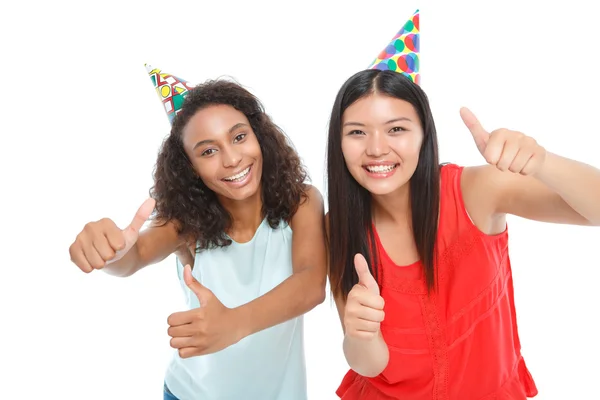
[224,166,250,182]
[366,165,396,173]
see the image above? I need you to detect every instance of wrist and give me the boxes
[532,151,556,181]
[230,305,252,343]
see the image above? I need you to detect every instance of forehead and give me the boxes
[343,94,419,124]
[182,104,249,145]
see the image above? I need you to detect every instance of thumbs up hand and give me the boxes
[167,265,242,358]
[343,254,386,341]
[460,107,546,176]
[69,197,155,273]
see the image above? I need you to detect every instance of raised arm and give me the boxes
[459,108,600,232]
[326,215,389,377]
[69,198,187,277]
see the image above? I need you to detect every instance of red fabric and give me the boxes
[336,164,538,400]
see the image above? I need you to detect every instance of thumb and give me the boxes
[183,264,211,305]
[460,107,489,155]
[123,197,155,241]
[354,253,379,295]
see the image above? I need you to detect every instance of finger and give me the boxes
[178,347,200,359]
[352,292,385,310]
[496,138,520,171]
[520,154,539,176]
[104,225,126,252]
[482,132,505,165]
[91,235,117,262]
[353,319,381,333]
[168,323,196,338]
[69,245,93,273]
[167,311,194,327]
[184,264,212,305]
[81,240,106,270]
[354,254,379,294]
[347,330,378,340]
[124,197,156,236]
[508,148,532,174]
[355,307,385,323]
[460,107,489,154]
[170,336,194,349]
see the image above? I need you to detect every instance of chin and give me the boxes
[361,182,404,196]
[223,179,262,202]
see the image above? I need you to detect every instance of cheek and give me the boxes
[193,160,218,182]
[341,139,363,167]
[248,138,263,162]
[391,134,423,158]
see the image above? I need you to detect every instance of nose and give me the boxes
[222,145,242,168]
[365,131,390,157]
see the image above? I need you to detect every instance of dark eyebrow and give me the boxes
[342,117,412,128]
[193,139,214,150]
[384,117,412,124]
[342,121,366,128]
[228,122,248,134]
[193,122,249,150]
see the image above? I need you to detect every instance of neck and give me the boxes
[218,187,264,236]
[371,183,412,228]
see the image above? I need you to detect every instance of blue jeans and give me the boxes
[164,383,179,400]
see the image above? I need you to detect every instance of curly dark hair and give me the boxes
[150,79,309,250]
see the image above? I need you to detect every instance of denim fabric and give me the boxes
[164,383,179,400]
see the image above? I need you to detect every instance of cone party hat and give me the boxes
[369,9,420,85]
[145,64,196,124]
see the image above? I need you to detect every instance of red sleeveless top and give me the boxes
[336,164,538,399]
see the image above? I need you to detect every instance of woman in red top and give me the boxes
[325,69,600,399]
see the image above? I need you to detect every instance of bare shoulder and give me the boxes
[290,184,325,229]
[303,184,324,207]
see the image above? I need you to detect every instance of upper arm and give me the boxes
[462,165,591,229]
[135,220,189,272]
[289,186,327,284]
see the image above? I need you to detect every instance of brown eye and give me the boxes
[201,148,217,156]
[348,130,366,136]
[233,133,246,143]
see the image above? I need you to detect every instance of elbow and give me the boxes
[102,265,137,278]
[309,282,326,308]
[314,285,326,306]
[307,277,327,309]
[589,217,600,227]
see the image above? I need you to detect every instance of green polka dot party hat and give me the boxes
[369,9,420,85]
[145,64,196,124]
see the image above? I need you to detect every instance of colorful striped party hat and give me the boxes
[369,9,420,85]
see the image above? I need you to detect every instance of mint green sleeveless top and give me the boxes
[163,219,307,400]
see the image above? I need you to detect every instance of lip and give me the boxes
[362,162,399,179]
[363,161,397,167]
[221,164,253,188]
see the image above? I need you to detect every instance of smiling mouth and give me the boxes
[222,165,252,182]
[363,164,398,173]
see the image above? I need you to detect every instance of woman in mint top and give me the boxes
[68,79,327,399]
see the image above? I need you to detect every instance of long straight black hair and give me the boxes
[327,69,440,299]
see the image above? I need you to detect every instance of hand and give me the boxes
[344,254,385,341]
[167,265,242,358]
[460,107,547,176]
[68,198,155,273]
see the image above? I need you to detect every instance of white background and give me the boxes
[1,0,599,399]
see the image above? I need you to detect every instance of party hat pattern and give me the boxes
[369,9,420,85]
[145,64,196,124]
